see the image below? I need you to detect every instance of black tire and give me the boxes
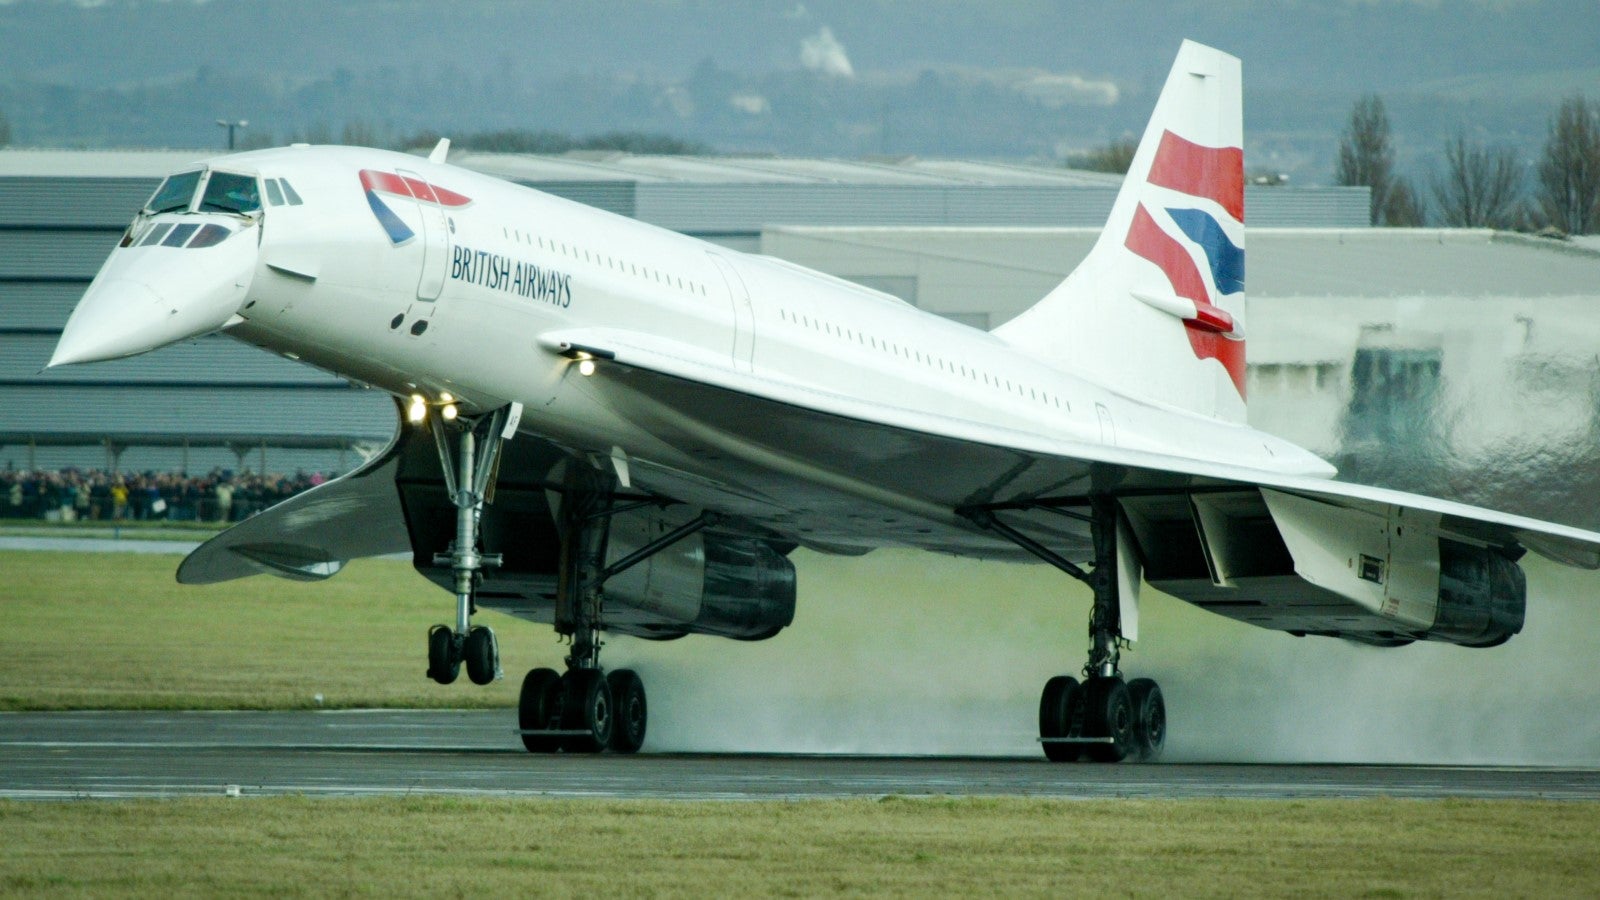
[1127,678,1166,763]
[1083,677,1134,763]
[426,624,459,685]
[463,625,499,686]
[607,669,648,754]
[518,668,563,753]
[560,669,614,753]
[1038,675,1081,763]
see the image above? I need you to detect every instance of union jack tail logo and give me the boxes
[359,169,472,245]
[1123,131,1247,397]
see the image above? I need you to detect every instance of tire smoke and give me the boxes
[607,548,1600,763]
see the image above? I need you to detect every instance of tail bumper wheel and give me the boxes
[606,669,648,754]
[1038,675,1082,762]
[560,669,614,753]
[463,624,500,686]
[1083,677,1135,763]
[518,667,564,753]
[426,624,459,685]
[1127,678,1166,762]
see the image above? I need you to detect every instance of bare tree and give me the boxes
[340,119,387,148]
[1537,95,1600,235]
[1431,132,1524,229]
[0,109,11,147]
[1336,95,1393,225]
[1382,177,1425,226]
[1068,136,1138,175]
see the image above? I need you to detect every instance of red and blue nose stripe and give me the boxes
[358,169,472,245]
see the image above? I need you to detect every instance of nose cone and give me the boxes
[49,223,258,367]
[50,278,177,367]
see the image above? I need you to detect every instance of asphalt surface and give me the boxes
[3,710,1597,801]
[0,535,199,554]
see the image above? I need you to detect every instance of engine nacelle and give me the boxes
[1431,539,1525,647]
[603,512,797,641]
[1127,489,1528,649]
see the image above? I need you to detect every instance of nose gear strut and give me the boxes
[424,405,509,687]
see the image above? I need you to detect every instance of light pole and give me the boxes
[216,118,248,150]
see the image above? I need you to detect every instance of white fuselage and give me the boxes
[63,145,1332,555]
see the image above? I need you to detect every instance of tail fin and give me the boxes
[995,40,1246,423]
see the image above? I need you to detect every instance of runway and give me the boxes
[3,710,1597,801]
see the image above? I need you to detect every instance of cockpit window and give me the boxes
[264,179,285,206]
[187,224,232,248]
[161,223,200,247]
[137,222,174,246]
[199,172,261,215]
[146,170,202,214]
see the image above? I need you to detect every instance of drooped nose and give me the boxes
[49,222,258,367]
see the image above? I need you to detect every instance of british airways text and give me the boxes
[450,245,572,308]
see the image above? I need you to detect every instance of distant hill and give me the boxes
[2,0,1593,187]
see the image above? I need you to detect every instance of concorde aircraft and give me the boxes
[50,41,1600,761]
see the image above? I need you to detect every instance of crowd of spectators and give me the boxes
[1,468,331,524]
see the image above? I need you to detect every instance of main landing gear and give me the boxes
[515,469,710,755]
[966,496,1165,763]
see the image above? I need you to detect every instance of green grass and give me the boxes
[3,796,1598,897]
[0,551,561,710]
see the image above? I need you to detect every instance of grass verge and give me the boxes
[0,551,559,710]
[3,796,1598,897]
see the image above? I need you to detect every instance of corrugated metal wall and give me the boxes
[0,334,348,385]
[0,177,153,227]
[0,386,392,437]
[637,184,1369,234]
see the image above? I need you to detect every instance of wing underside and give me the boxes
[181,333,1600,649]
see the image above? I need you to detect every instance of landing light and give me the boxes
[407,395,427,423]
[442,403,459,421]
[554,343,614,375]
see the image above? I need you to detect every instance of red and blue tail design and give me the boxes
[996,41,1249,423]
[358,169,472,245]
[1124,131,1247,397]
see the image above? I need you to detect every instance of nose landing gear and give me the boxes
[423,405,510,689]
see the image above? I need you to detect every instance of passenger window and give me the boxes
[200,172,261,214]
[264,179,285,206]
[146,170,202,214]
